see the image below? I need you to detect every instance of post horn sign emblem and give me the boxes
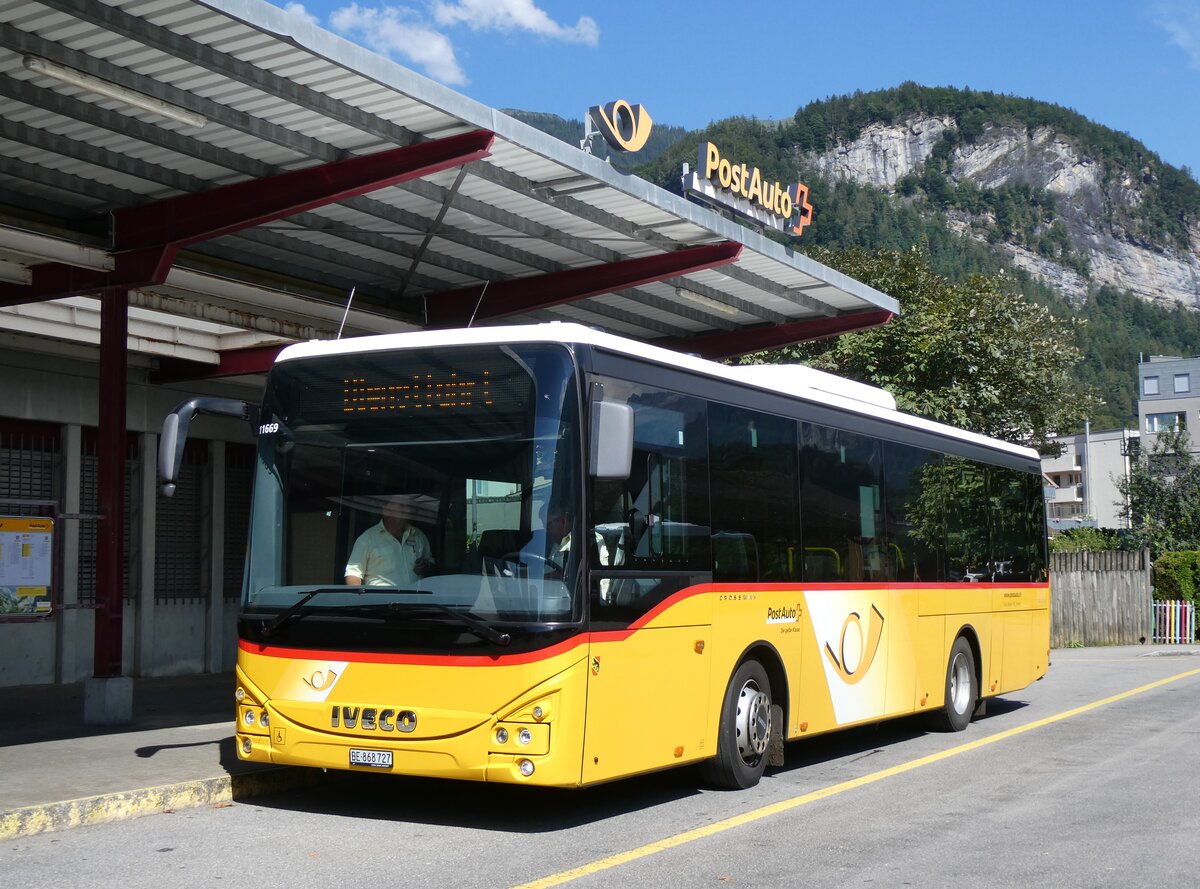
[302,668,338,692]
[589,100,654,153]
[823,605,885,686]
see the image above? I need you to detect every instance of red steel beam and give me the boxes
[0,246,174,308]
[113,129,495,250]
[152,343,287,384]
[0,130,495,307]
[658,309,895,359]
[425,241,744,328]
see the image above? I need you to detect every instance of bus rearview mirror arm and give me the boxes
[159,397,260,497]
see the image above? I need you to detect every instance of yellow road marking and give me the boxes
[513,667,1200,889]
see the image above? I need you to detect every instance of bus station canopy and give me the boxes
[0,0,899,375]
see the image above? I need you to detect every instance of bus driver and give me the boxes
[344,494,433,587]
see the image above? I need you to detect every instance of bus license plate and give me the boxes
[349,748,392,769]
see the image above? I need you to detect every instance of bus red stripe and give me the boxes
[240,580,1050,665]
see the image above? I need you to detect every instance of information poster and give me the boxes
[0,516,54,615]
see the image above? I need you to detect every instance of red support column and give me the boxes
[94,287,127,678]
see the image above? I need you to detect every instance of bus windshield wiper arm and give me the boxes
[427,604,511,646]
[261,587,428,637]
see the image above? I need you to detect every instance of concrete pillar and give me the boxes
[56,424,82,683]
[206,440,226,672]
[83,676,133,725]
[134,432,157,676]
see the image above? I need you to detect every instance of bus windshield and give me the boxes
[241,342,582,648]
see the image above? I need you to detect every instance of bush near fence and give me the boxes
[1050,549,1152,648]
[1151,551,1200,603]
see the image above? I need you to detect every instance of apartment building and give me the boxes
[1138,355,1200,454]
[1042,426,1137,531]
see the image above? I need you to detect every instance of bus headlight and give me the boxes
[490,722,549,754]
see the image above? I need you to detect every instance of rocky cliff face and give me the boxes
[801,116,1200,308]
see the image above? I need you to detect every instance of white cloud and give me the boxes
[330,4,467,85]
[281,2,320,27]
[432,0,599,45]
[1151,1,1200,68]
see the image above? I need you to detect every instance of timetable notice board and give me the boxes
[0,516,53,614]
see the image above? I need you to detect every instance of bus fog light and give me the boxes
[244,710,256,725]
[517,728,532,745]
[518,759,535,777]
[260,711,270,727]
[241,737,252,755]
[495,728,509,744]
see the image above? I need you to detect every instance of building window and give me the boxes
[1175,373,1191,394]
[1145,412,1187,434]
[1143,376,1160,396]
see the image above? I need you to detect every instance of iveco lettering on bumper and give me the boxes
[331,706,417,732]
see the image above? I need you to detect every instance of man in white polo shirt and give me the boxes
[344,494,433,587]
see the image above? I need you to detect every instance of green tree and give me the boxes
[742,246,1097,452]
[1117,428,1200,555]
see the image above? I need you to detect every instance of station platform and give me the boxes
[0,673,314,840]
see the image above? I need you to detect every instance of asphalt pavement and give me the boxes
[2,645,1197,842]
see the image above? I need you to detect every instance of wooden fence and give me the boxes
[1050,549,1152,647]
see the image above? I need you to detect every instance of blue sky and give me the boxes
[274,1,1200,177]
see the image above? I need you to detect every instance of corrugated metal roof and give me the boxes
[0,0,898,364]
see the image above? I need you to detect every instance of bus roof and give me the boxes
[275,323,1039,463]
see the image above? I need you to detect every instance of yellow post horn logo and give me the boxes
[589,100,653,153]
[823,605,884,685]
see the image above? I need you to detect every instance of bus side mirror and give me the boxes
[159,397,258,497]
[589,401,633,480]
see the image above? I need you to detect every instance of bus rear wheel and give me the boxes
[927,636,977,732]
[701,659,773,790]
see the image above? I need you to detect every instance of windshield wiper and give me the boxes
[426,604,511,646]
[260,586,429,637]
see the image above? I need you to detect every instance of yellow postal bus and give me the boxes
[160,323,1049,789]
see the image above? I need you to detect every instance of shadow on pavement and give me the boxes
[244,696,1031,833]
[0,672,235,747]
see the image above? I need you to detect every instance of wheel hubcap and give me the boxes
[949,651,972,715]
[735,680,771,763]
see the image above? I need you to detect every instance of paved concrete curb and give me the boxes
[0,767,321,841]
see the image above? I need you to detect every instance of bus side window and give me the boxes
[588,379,709,574]
[882,442,944,582]
[709,403,799,582]
[943,457,990,582]
[800,423,883,582]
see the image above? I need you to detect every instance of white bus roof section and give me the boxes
[0,0,898,367]
[277,322,1038,463]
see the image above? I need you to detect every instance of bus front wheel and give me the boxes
[927,636,977,732]
[701,659,773,790]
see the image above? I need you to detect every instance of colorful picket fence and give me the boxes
[1152,600,1196,644]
